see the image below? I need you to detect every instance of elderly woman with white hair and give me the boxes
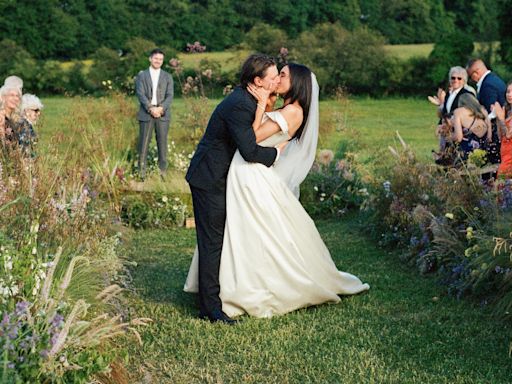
[0,85,35,155]
[21,94,43,126]
[432,66,477,164]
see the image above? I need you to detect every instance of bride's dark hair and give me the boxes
[282,63,312,140]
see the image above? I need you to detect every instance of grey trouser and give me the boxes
[138,118,169,177]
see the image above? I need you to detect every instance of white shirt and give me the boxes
[446,86,463,113]
[476,70,491,95]
[149,67,160,105]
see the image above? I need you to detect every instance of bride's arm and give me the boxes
[247,85,304,143]
[253,105,303,143]
[247,84,301,143]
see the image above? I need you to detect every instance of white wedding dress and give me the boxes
[184,107,370,318]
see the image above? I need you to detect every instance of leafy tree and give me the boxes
[292,23,389,95]
[428,31,474,86]
[89,47,125,90]
[244,23,288,56]
[0,0,79,59]
[0,39,37,89]
[498,0,512,66]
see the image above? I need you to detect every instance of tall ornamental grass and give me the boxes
[0,123,148,382]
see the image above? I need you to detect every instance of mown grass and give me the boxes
[176,49,250,72]
[38,95,511,382]
[384,43,434,60]
[122,217,512,383]
[40,96,437,157]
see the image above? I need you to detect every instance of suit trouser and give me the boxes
[138,118,169,177]
[190,185,226,315]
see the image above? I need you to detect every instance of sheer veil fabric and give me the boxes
[273,73,319,198]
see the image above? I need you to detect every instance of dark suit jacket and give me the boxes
[478,72,506,112]
[441,87,471,116]
[135,68,174,122]
[186,86,277,191]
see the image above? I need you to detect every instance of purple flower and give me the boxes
[50,333,59,347]
[50,314,64,328]
[8,324,18,340]
[15,301,29,316]
[409,236,419,247]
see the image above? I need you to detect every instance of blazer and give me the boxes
[441,87,471,116]
[186,86,277,191]
[478,72,506,113]
[135,68,174,122]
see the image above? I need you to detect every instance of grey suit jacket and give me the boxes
[135,68,174,122]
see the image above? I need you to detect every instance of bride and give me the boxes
[185,63,369,318]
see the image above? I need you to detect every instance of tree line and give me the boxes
[0,0,507,60]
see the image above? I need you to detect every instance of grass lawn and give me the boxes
[37,96,510,382]
[40,96,438,159]
[122,217,512,383]
[384,43,434,60]
[320,97,437,163]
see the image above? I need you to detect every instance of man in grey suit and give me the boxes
[135,48,174,180]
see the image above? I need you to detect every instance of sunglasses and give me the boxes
[30,109,41,113]
[451,76,463,81]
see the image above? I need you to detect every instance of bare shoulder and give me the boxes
[278,103,304,134]
[280,104,303,123]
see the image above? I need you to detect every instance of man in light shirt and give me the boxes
[135,48,174,180]
[466,59,506,165]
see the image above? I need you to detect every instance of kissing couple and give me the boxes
[184,54,369,324]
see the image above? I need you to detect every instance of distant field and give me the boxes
[384,41,499,60]
[59,42,499,72]
[384,44,433,60]
[176,49,250,72]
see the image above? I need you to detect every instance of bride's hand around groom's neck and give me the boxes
[248,83,274,111]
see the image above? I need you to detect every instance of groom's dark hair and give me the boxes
[239,54,276,87]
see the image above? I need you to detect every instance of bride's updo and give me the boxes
[282,63,312,140]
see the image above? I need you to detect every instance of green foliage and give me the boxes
[361,0,454,44]
[301,150,368,217]
[292,23,389,94]
[498,0,512,66]
[0,39,37,90]
[120,193,188,229]
[0,0,494,60]
[89,47,125,91]
[428,31,474,86]
[244,23,289,55]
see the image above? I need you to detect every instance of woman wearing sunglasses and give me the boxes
[19,93,42,156]
[432,66,476,165]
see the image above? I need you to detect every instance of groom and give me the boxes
[186,54,283,324]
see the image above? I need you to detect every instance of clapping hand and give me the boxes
[428,88,446,106]
[492,102,505,121]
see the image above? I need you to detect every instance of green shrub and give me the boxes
[89,47,126,92]
[120,192,188,229]
[292,23,390,95]
[428,31,474,86]
[244,23,288,56]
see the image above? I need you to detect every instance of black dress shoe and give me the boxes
[207,309,238,325]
